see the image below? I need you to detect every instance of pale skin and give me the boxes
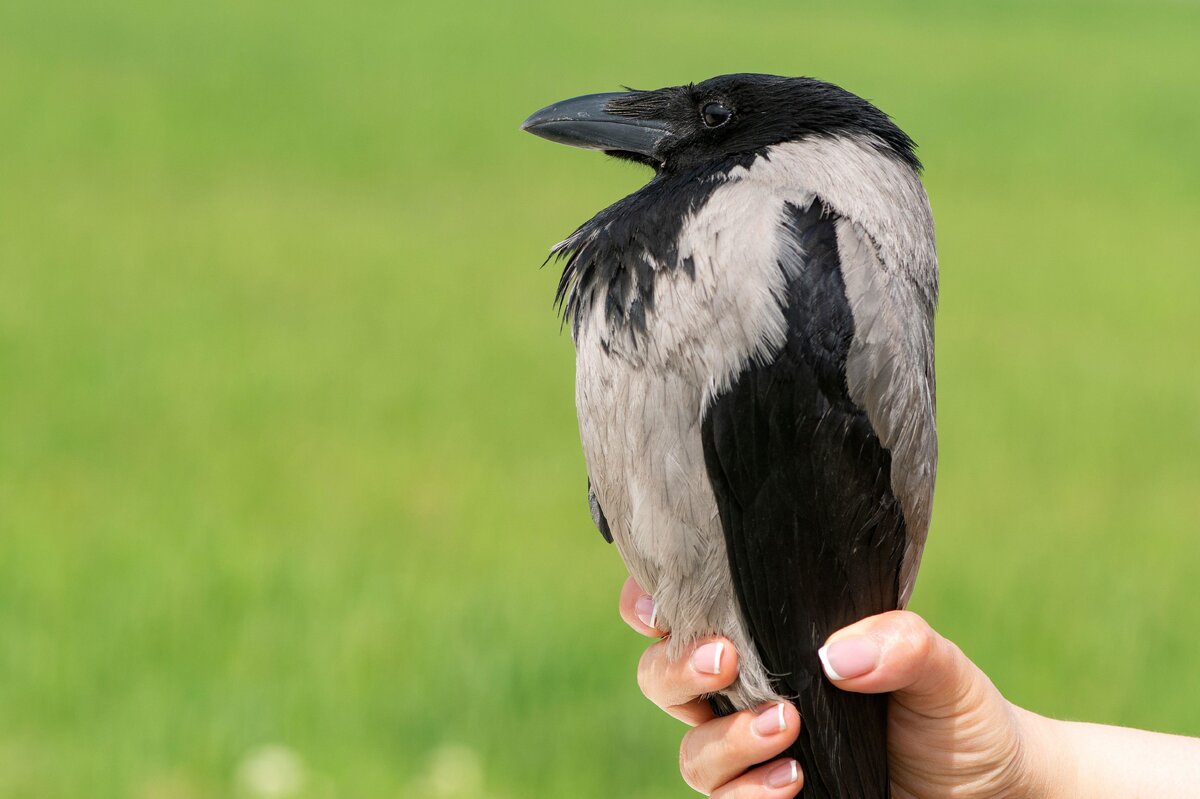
[619,576,1200,798]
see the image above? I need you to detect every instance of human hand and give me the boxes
[618,575,1061,798]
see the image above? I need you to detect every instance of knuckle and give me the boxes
[636,641,667,702]
[635,652,653,699]
[894,610,937,663]
[678,730,710,793]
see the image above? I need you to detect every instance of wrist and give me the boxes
[1011,705,1077,799]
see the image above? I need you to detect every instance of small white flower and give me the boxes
[235,744,306,799]
[421,743,484,797]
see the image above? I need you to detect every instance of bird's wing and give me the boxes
[835,213,937,607]
[700,196,934,795]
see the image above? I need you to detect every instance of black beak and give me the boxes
[521,92,670,158]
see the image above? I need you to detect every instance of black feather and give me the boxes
[700,199,907,799]
[607,74,921,173]
[587,478,612,544]
[551,154,757,338]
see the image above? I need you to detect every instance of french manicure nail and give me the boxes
[818,636,881,681]
[691,641,724,675]
[751,702,787,736]
[766,759,799,789]
[634,595,657,628]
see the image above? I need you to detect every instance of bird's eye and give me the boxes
[701,102,732,128]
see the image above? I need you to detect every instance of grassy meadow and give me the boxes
[1,0,1198,796]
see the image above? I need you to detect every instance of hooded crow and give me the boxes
[523,74,937,798]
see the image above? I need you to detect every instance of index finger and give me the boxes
[619,575,664,637]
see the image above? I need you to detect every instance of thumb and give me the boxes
[817,610,990,717]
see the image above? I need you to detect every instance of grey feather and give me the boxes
[836,220,937,605]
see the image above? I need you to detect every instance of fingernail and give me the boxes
[691,641,725,675]
[751,702,788,736]
[766,759,799,789]
[634,595,657,629]
[818,636,880,681]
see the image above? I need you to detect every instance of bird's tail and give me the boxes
[710,674,889,799]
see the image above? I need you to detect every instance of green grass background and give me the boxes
[1,0,1198,796]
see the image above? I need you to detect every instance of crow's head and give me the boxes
[522,73,919,174]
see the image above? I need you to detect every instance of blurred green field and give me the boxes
[1,0,1198,796]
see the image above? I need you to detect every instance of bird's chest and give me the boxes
[576,330,734,636]
[572,186,790,603]
[575,344,713,589]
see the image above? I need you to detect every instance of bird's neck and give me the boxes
[552,155,757,338]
